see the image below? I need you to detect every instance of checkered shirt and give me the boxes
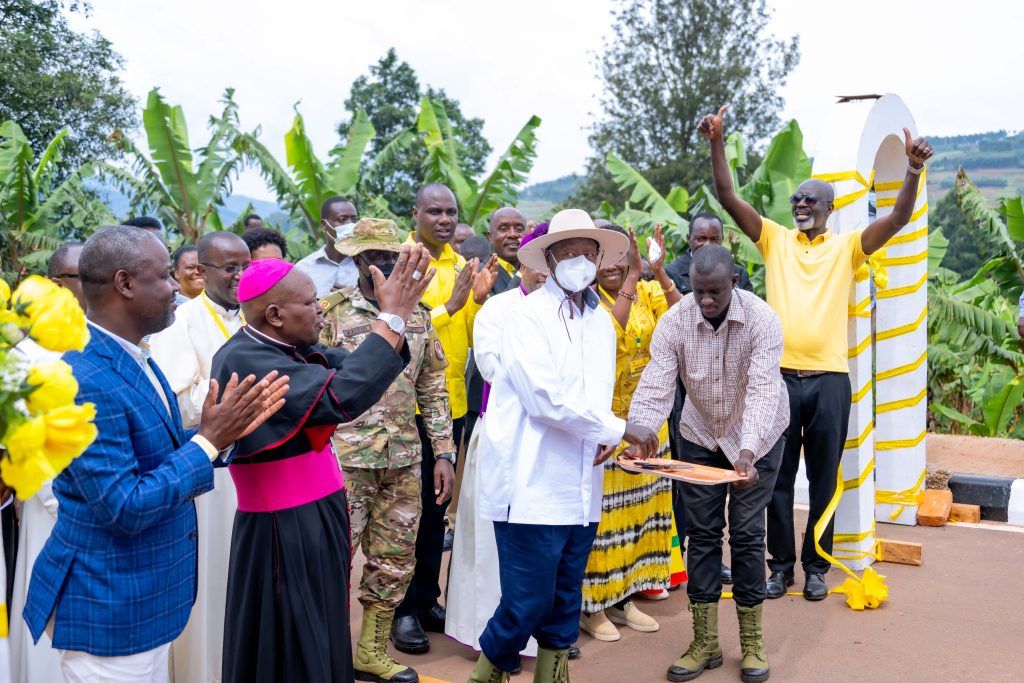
[629,289,789,463]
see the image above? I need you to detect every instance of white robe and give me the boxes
[445,288,537,657]
[9,339,63,682]
[150,292,243,683]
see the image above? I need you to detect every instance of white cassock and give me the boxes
[445,287,537,657]
[1,498,13,683]
[9,338,63,682]
[150,292,243,683]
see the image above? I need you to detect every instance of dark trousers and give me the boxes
[679,437,784,607]
[668,377,688,541]
[397,415,464,617]
[767,372,851,575]
[479,521,599,673]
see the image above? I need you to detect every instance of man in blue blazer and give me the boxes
[23,225,287,682]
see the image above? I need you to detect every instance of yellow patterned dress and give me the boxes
[581,280,683,612]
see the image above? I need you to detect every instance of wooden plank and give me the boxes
[949,502,982,524]
[917,489,953,526]
[878,538,922,566]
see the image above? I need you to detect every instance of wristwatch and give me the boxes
[377,312,406,335]
[436,452,457,466]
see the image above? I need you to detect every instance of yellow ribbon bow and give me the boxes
[854,249,889,291]
[834,565,890,611]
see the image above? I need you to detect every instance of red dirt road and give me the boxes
[350,510,1024,683]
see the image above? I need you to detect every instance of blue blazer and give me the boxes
[24,327,215,656]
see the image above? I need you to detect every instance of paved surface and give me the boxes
[350,509,1024,683]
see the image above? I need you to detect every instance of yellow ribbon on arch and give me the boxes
[854,248,889,291]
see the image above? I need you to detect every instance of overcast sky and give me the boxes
[71,0,1023,202]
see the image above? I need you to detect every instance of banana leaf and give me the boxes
[956,168,1024,278]
[285,110,328,237]
[143,89,198,223]
[981,375,1024,436]
[325,109,375,198]
[740,119,811,227]
[605,151,686,231]
[0,120,36,229]
[466,115,541,228]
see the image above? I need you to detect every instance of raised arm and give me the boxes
[861,129,934,255]
[698,104,763,242]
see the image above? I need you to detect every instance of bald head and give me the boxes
[242,268,322,347]
[196,231,247,262]
[489,206,527,265]
[792,179,835,231]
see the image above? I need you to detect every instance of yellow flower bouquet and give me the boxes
[0,276,97,499]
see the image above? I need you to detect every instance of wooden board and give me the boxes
[616,456,744,485]
[949,502,982,523]
[878,538,923,566]
[917,489,953,527]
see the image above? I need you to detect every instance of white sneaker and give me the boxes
[579,610,621,642]
[606,600,660,632]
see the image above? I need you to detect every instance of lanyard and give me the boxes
[202,291,245,340]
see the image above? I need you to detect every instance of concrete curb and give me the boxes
[793,461,1024,525]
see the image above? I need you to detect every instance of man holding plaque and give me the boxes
[627,244,788,683]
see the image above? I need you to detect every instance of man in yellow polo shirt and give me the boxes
[698,104,933,602]
[393,182,497,653]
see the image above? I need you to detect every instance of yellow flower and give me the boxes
[11,275,89,352]
[0,456,58,501]
[3,415,47,464]
[835,566,889,611]
[0,278,10,307]
[42,403,97,471]
[25,359,79,414]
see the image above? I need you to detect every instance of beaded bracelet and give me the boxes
[618,290,638,301]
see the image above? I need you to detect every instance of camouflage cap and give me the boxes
[335,218,403,256]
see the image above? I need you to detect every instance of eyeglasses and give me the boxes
[790,194,826,206]
[200,262,248,275]
[53,273,79,279]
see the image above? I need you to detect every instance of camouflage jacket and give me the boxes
[320,286,455,469]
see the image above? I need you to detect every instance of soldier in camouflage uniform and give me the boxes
[321,217,456,683]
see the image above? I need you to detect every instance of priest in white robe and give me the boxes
[150,231,249,683]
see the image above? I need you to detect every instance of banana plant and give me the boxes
[234,107,412,240]
[103,87,245,244]
[0,121,115,283]
[417,96,541,231]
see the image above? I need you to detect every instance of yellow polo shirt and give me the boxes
[405,236,480,419]
[497,257,518,278]
[756,217,867,373]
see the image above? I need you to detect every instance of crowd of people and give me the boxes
[1,106,933,683]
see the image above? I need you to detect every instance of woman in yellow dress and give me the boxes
[579,224,685,643]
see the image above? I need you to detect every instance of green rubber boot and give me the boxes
[666,602,723,682]
[533,647,570,683]
[467,653,511,683]
[355,607,418,682]
[737,604,770,683]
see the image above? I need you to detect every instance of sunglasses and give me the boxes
[790,194,826,206]
[201,262,249,275]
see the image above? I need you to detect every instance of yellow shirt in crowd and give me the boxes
[756,217,868,373]
[404,235,480,419]
[496,257,518,278]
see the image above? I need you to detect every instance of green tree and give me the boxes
[336,49,492,217]
[573,0,799,209]
[0,120,115,282]
[103,88,245,244]
[930,188,989,280]
[0,0,137,179]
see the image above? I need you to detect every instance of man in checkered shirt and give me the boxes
[627,244,788,683]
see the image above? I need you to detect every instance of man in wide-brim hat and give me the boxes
[320,218,455,683]
[469,209,660,683]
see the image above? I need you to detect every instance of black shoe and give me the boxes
[442,527,454,552]
[766,570,794,599]
[720,563,733,585]
[417,603,447,632]
[803,572,828,601]
[390,615,429,654]
[568,645,582,660]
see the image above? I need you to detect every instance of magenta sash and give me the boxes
[230,444,344,512]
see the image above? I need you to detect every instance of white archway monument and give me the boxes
[810,94,929,571]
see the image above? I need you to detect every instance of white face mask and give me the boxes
[552,254,597,293]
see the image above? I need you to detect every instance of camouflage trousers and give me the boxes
[344,464,423,610]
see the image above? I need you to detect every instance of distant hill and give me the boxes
[516,174,583,220]
[925,130,1024,200]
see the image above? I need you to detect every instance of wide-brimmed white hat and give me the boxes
[517,209,629,274]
